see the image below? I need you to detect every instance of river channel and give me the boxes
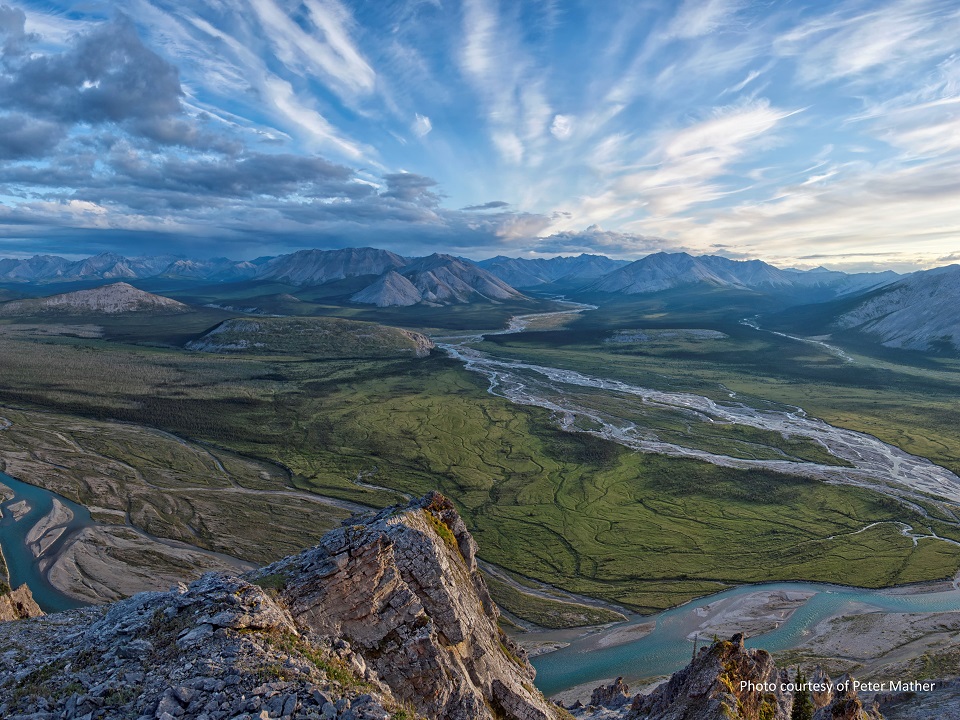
[3,304,960,697]
[0,471,89,612]
[530,579,960,696]
[438,304,960,695]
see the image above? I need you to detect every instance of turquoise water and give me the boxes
[0,471,90,612]
[532,580,960,696]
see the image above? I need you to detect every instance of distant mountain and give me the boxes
[160,257,260,281]
[350,270,423,307]
[0,282,190,315]
[350,254,524,307]
[61,253,177,280]
[478,253,630,287]
[0,254,73,281]
[832,265,960,353]
[583,252,899,299]
[255,247,408,285]
[187,316,435,357]
[0,253,262,284]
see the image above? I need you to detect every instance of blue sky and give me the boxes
[1,0,959,270]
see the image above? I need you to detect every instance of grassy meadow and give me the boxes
[1,309,959,614]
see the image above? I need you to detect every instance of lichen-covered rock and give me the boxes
[813,679,884,720]
[627,633,791,720]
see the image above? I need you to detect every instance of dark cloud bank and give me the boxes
[0,8,667,260]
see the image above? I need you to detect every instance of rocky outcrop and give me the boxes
[589,678,631,709]
[627,633,792,720]
[568,634,888,720]
[0,583,43,622]
[0,493,562,720]
[257,492,555,720]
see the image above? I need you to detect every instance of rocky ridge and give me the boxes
[0,493,559,720]
[583,252,898,299]
[350,254,523,307]
[834,264,960,353]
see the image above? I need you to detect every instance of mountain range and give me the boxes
[4,248,957,355]
[0,247,904,302]
[477,253,630,287]
[350,253,523,306]
[830,264,960,353]
[582,252,899,298]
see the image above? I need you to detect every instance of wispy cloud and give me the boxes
[412,113,432,138]
[2,0,960,267]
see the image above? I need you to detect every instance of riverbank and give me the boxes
[527,575,960,698]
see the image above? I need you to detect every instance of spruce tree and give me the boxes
[791,667,814,720]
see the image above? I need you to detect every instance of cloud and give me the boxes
[777,0,960,86]
[412,113,432,138]
[1,14,182,125]
[0,113,63,159]
[550,114,573,140]
[380,172,442,206]
[530,225,668,257]
[246,0,375,103]
[458,0,553,165]
[547,99,797,232]
[462,201,510,211]
[664,0,742,40]
[0,3,37,56]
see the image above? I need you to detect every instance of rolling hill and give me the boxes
[0,282,190,315]
[187,316,435,357]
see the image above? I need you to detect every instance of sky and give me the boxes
[1,0,960,270]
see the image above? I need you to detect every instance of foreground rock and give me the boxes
[0,493,561,719]
[0,583,43,622]
[569,634,887,720]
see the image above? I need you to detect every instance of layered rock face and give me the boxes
[0,493,560,720]
[258,492,554,720]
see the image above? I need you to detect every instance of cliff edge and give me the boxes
[0,493,560,720]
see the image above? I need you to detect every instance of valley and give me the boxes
[1,249,959,707]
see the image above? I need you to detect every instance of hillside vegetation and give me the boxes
[0,325,958,613]
[187,316,434,358]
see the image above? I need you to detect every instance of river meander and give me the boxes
[0,471,89,612]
